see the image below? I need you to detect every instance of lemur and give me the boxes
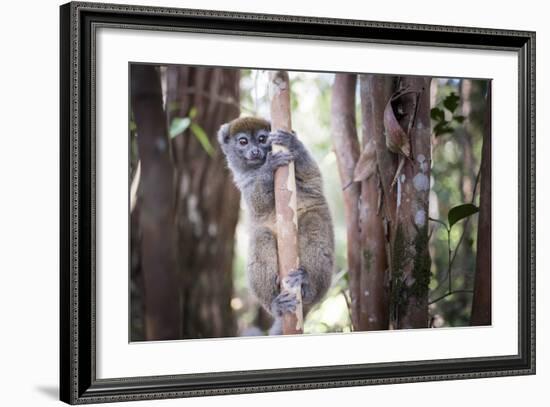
[217,117,334,335]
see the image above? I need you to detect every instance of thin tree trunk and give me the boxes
[471,82,492,326]
[360,77,390,330]
[269,70,303,335]
[330,74,362,329]
[360,75,397,330]
[166,66,241,338]
[130,64,180,340]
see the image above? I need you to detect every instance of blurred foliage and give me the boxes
[169,107,214,156]
[428,78,487,327]
[431,91,466,137]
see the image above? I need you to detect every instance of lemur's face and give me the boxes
[232,128,271,167]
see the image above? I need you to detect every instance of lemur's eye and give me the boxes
[239,137,248,146]
[258,135,267,144]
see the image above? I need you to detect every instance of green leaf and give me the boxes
[443,92,460,113]
[189,107,198,119]
[430,107,445,121]
[448,203,479,228]
[129,120,137,132]
[433,120,454,137]
[169,117,191,139]
[190,123,214,156]
[453,115,466,123]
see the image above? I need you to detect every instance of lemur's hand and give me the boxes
[269,129,299,151]
[265,150,295,171]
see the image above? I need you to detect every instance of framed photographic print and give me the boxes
[60,1,535,404]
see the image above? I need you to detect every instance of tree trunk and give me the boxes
[166,66,241,338]
[269,70,303,335]
[390,76,432,329]
[359,76,391,330]
[130,64,180,340]
[359,75,431,330]
[129,203,145,341]
[471,82,492,326]
[330,74,362,329]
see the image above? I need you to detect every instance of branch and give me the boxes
[429,289,473,305]
[167,88,256,114]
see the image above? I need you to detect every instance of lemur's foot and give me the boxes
[284,267,306,288]
[283,267,313,304]
[271,290,298,317]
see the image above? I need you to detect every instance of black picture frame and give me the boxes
[60,1,536,404]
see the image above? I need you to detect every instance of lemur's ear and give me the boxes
[217,123,231,144]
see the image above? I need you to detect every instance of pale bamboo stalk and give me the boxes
[269,71,303,334]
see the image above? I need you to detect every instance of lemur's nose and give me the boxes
[251,148,261,158]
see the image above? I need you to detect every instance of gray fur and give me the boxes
[217,119,335,335]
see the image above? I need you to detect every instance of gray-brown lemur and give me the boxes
[217,117,335,335]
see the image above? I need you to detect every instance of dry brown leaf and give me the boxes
[383,90,412,157]
[353,139,377,182]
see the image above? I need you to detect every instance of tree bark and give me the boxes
[330,74,362,329]
[166,66,241,338]
[269,70,303,335]
[471,82,492,326]
[130,64,180,340]
[390,76,432,329]
[360,76,391,330]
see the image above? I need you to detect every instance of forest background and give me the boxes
[129,65,491,341]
